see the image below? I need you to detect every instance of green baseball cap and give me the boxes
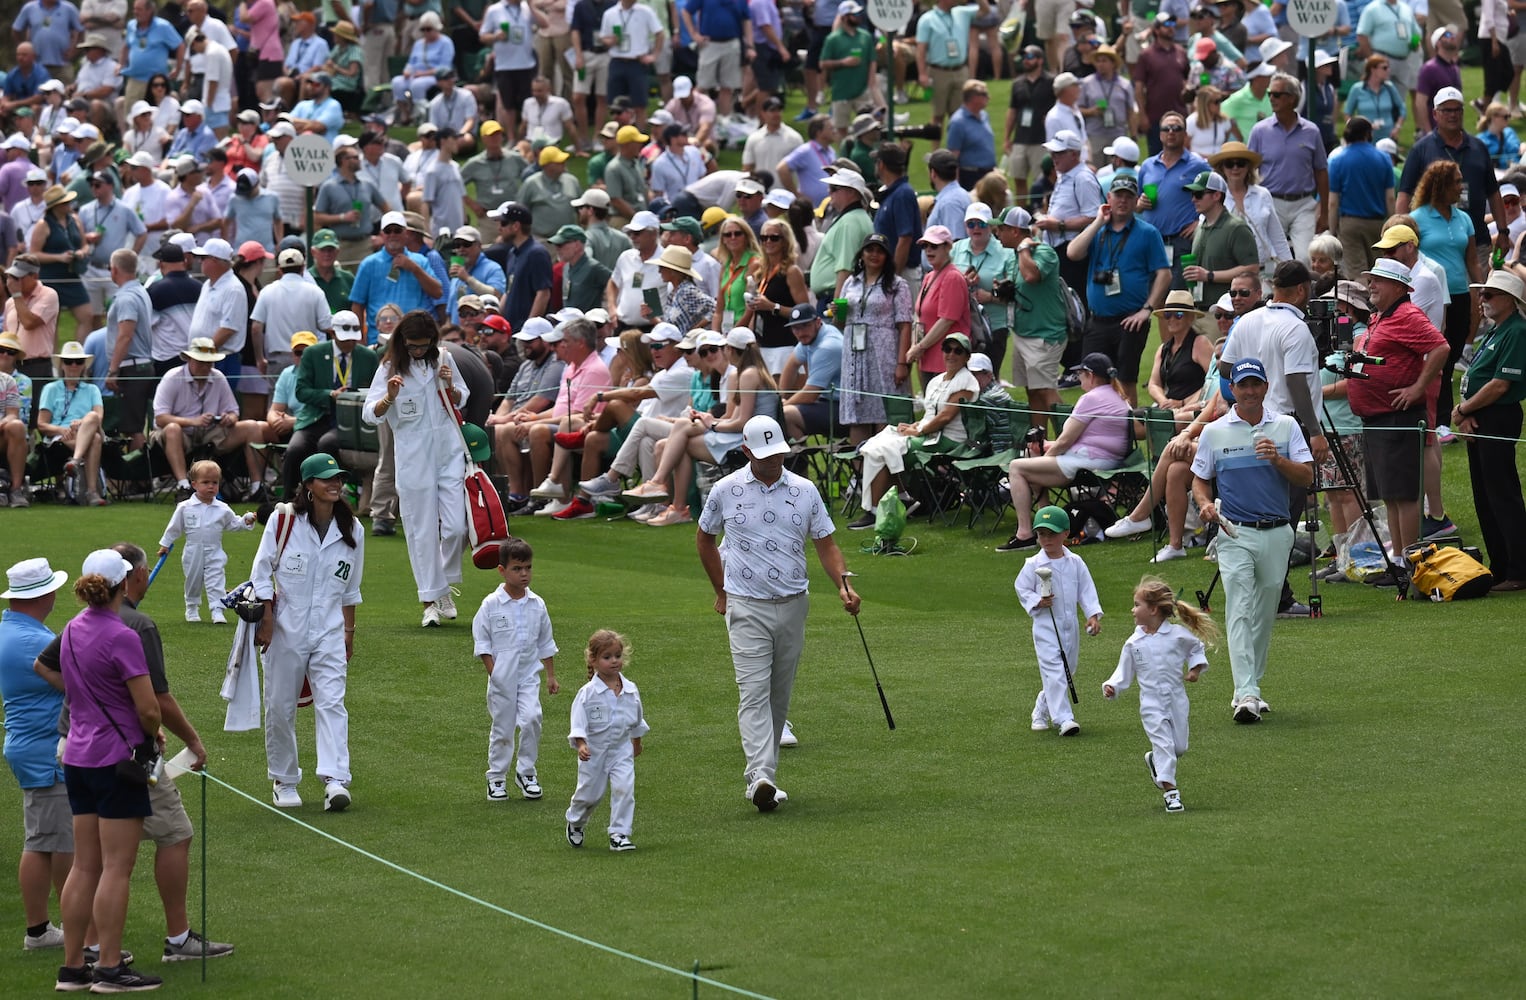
[1033,505,1071,534]
[547,224,588,245]
[311,228,339,249]
[300,452,347,481]
[461,422,491,462]
[661,216,703,241]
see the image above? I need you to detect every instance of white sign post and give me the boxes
[283,133,335,249]
[865,0,914,34]
[1287,1,1339,119]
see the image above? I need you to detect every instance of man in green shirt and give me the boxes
[307,229,356,315]
[1183,171,1259,310]
[461,121,522,221]
[586,121,620,186]
[517,146,583,240]
[839,113,882,180]
[548,225,613,313]
[809,172,875,298]
[1221,63,1274,144]
[994,205,1066,432]
[572,188,634,271]
[819,7,878,130]
[603,125,651,223]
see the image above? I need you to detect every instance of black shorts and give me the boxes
[1081,313,1149,383]
[65,763,152,820]
[116,361,156,439]
[792,397,833,437]
[255,58,284,82]
[753,46,785,92]
[1362,406,1426,501]
[805,23,830,70]
[495,68,535,117]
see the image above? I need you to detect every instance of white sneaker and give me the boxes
[1164,789,1184,813]
[23,922,64,949]
[422,603,441,627]
[1105,516,1152,539]
[609,833,636,852]
[535,498,571,517]
[514,771,543,799]
[323,780,350,812]
[746,777,779,812]
[1059,719,1081,736]
[210,610,227,625]
[566,823,584,847]
[530,477,565,499]
[1233,697,1261,724]
[272,781,302,808]
[629,502,664,522]
[1031,718,1050,731]
[578,474,620,497]
[486,778,507,801]
[1154,544,1188,562]
[436,588,458,619]
[779,720,798,747]
[185,608,201,623]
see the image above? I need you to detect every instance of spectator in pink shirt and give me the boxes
[239,0,285,104]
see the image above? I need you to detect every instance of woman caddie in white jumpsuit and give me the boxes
[251,507,365,791]
[159,496,255,616]
[361,327,468,608]
[1014,550,1102,730]
[1104,624,1209,788]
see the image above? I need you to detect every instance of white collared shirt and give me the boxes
[698,465,835,600]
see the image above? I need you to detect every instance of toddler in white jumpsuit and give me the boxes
[566,629,648,853]
[1014,506,1103,736]
[472,539,560,802]
[158,459,256,623]
[362,325,468,625]
[1104,576,1217,813]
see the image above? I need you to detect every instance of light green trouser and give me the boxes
[1217,523,1293,702]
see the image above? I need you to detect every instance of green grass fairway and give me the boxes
[1,466,1521,998]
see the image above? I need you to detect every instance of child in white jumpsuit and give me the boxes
[158,459,257,623]
[251,454,365,812]
[472,539,560,802]
[1014,506,1103,736]
[566,629,648,853]
[361,316,468,627]
[1104,576,1217,813]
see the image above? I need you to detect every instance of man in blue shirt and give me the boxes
[679,0,754,119]
[1136,109,1210,285]
[873,142,921,278]
[916,0,983,128]
[2,43,53,116]
[349,211,445,342]
[779,303,843,438]
[291,73,346,145]
[13,0,84,80]
[946,79,997,191]
[1065,173,1171,403]
[121,0,184,107]
[445,225,507,323]
[1327,115,1395,277]
[165,99,217,163]
[496,201,553,331]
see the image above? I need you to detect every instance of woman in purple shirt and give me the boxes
[54,550,162,993]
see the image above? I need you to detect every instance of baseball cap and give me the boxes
[1230,357,1269,384]
[126,150,155,169]
[1033,505,1071,533]
[236,240,273,263]
[299,453,347,481]
[1432,86,1464,108]
[661,216,703,241]
[547,224,588,245]
[181,99,205,116]
[964,202,993,225]
[1109,173,1140,195]
[624,210,660,232]
[380,211,408,231]
[153,243,186,262]
[193,238,234,262]
[825,171,871,199]
[129,100,153,119]
[784,303,819,327]
[290,331,320,350]
[1432,25,1459,48]
[3,132,35,152]
[764,189,795,210]
[641,322,683,344]
[268,121,296,139]
[513,317,555,342]
[616,125,649,144]
[725,327,756,349]
[1072,352,1115,377]
[487,201,531,226]
[311,228,339,249]
[1373,224,1418,249]
[673,76,694,99]
[1194,37,1217,60]
[453,225,483,244]
[998,206,1033,230]
[539,145,569,166]
[735,177,765,196]
[917,225,955,247]
[571,188,610,209]
[1211,293,1235,315]
[967,352,994,374]
[1053,72,1080,92]
[1043,129,1084,153]
[277,247,305,268]
[1183,171,1229,194]
[741,415,790,458]
[1248,62,1277,79]
[1103,136,1140,163]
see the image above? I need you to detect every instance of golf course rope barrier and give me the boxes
[196,769,778,1000]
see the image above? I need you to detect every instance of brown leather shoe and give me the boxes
[1490,579,1526,593]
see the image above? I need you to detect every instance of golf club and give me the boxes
[842,573,894,730]
[1035,567,1079,705]
[147,543,172,596]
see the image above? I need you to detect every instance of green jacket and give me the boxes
[294,341,380,430]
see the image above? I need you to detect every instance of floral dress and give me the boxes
[838,272,912,426]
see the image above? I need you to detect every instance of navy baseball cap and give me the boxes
[1231,358,1269,384]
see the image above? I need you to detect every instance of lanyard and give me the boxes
[720,254,751,299]
[333,348,350,388]
[1096,220,1135,271]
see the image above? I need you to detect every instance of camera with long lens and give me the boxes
[992,278,1017,303]
[1324,348,1385,380]
[1306,297,1353,355]
[889,121,943,143]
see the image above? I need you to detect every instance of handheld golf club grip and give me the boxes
[147,544,172,594]
[843,574,895,731]
[1217,516,1238,539]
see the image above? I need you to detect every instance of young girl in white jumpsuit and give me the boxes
[1014,506,1103,736]
[158,459,257,623]
[472,539,560,802]
[1104,577,1217,814]
[252,453,365,813]
[565,630,648,853]
[362,312,468,627]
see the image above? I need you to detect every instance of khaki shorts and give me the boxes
[1007,143,1047,186]
[142,775,194,847]
[929,66,966,122]
[83,265,114,313]
[1011,335,1066,390]
[830,99,859,130]
[23,783,73,853]
[150,420,231,451]
[697,37,742,91]
[575,52,610,96]
[1034,0,1078,39]
[1388,50,1420,93]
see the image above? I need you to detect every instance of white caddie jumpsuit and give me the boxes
[251,512,365,787]
[566,675,649,837]
[159,496,255,613]
[472,586,558,783]
[362,358,468,603]
[1015,549,1103,730]
[1104,623,1209,788]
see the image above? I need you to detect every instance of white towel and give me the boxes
[221,619,262,732]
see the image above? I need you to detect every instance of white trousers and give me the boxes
[1274,195,1316,265]
[857,426,912,512]
[485,671,543,781]
[396,454,466,603]
[392,73,436,108]
[264,638,350,786]
[565,740,636,836]
[725,593,808,787]
[1141,687,1191,787]
[182,542,229,612]
[610,415,670,479]
[1030,616,1080,728]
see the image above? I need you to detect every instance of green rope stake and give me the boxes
[693,960,700,1000]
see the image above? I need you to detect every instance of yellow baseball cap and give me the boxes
[539,145,569,166]
[481,120,503,136]
[290,331,319,349]
[701,206,729,230]
[1373,224,1419,249]
[616,125,649,144]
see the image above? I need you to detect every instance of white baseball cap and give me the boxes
[513,317,555,341]
[380,211,408,230]
[129,100,154,119]
[673,76,694,99]
[181,99,205,116]
[193,237,234,261]
[764,188,795,211]
[1043,129,1083,153]
[1103,136,1140,163]
[1432,86,1464,109]
[741,415,790,458]
[624,210,660,232]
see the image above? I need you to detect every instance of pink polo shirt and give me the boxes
[550,350,612,416]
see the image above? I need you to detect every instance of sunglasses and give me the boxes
[26,179,45,185]
[1268,91,1295,99]
[382,225,404,234]
[1160,124,1185,133]
[941,342,969,354]
[61,358,87,365]
[760,233,783,242]
[1222,159,1249,168]
[1161,310,1189,319]
[1481,290,1506,300]
[1190,190,1211,199]
[334,324,360,333]
[404,339,434,350]
[0,348,19,356]
[966,221,987,229]
[722,230,746,238]
[459,308,481,317]
[698,346,719,356]
[1229,288,1256,298]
